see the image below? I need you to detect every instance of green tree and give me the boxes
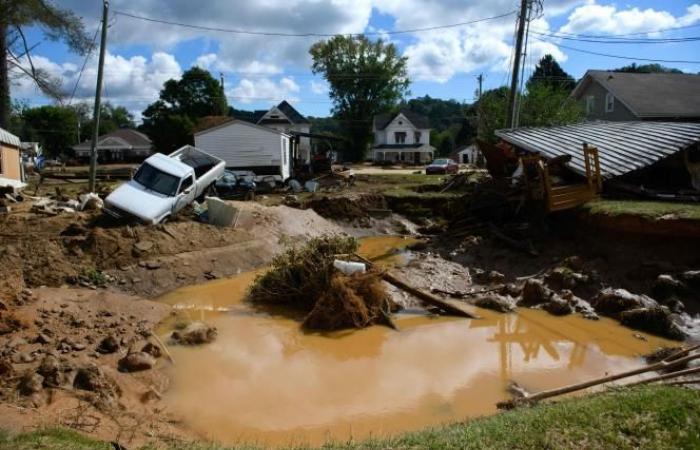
[19,105,78,157]
[310,35,409,161]
[141,67,227,153]
[476,86,509,142]
[527,54,576,91]
[613,63,683,74]
[1,0,91,128]
[73,102,135,141]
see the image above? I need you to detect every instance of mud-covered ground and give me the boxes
[1,172,699,447]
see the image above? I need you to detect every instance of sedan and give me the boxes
[426,158,459,175]
[212,170,256,200]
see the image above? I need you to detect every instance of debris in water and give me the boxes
[171,321,218,345]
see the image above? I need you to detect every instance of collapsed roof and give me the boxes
[495,121,700,179]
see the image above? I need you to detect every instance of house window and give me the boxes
[414,132,421,143]
[395,132,407,144]
[586,96,595,114]
[605,93,614,113]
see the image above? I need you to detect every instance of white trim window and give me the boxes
[586,96,595,114]
[605,93,614,113]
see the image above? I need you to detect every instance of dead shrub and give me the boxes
[248,235,394,330]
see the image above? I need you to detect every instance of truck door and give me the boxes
[173,175,196,213]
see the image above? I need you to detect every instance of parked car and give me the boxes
[213,170,256,200]
[426,158,459,175]
[103,145,225,224]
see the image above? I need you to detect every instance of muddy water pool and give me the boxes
[157,237,675,447]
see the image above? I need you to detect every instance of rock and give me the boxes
[171,322,217,345]
[0,301,6,311]
[499,283,522,298]
[0,358,13,378]
[542,295,574,316]
[118,352,156,372]
[661,296,685,314]
[141,342,162,358]
[134,240,154,253]
[13,352,35,364]
[560,290,599,320]
[474,294,516,313]
[545,267,588,290]
[37,355,62,387]
[562,256,584,271]
[652,274,685,300]
[73,365,119,400]
[145,261,161,270]
[591,288,658,318]
[96,335,119,354]
[35,333,52,345]
[620,307,687,341]
[679,270,700,286]
[18,373,44,395]
[486,271,506,284]
[519,279,552,306]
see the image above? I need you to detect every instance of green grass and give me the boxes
[584,199,700,220]
[2,386,698,449]
[381,187,463,200]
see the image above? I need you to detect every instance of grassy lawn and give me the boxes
[2,386,698,449]
[584,199,700,221]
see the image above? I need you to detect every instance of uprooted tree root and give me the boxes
[247,235,397,331]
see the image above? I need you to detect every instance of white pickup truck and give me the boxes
[103,145,225,224]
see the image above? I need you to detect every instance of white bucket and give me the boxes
[333,260,366,275]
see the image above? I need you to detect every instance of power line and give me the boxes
[530,30,700,44]
[112,10,516,37]
[530,22,700,39]
[534,37,700,64]
[69,24,101,104]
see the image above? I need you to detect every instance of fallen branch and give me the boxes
[666,379,700,386]
[430,286,504,298]
[354,253,480,319]
[151,334,175,365]
[498,345,700,409]
[626,365,700,387]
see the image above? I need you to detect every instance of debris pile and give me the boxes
[248,235,396,330]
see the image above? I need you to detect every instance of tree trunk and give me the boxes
[0,22,10,129]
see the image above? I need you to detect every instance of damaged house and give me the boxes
[494,121,700,210]
[0,127,23,190]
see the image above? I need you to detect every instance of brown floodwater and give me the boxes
[157,237,675,448]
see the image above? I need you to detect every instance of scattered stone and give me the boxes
[118,352,156,372]
[13,352,35,364]
[542,295,574,316]
[499,283,522,298]
[562,256,584,271]
[171,322,217,345]
[37,355,62,387]
[96,335,120,354]
[35,333,52,345]
[474,294,516,313]
[134,240,154,253]
[0,358,13,378]
[652,274,686,300]
[141,342,162,358]
[145,261,161,270]
[18,373,44,395]
[486,270,505,284]
[620,307,687,341]
[73,366,120,399]
[545,267,588,290]
[519,279,552,306]
[591,288,658,318]
[679,270,700,286]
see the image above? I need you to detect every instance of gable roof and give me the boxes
[194,117,290,137]
[258,100,310,125]
[495,121,700,179]
[374,109,430,130]
[0,127,20,147]
[572,70,700,119]
[73,128,151,150]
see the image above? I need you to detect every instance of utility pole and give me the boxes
[506,0,529,129]
[476,73,484,137]
[476,73,484,99]
[220,72,225,93]
[88,0,109,193]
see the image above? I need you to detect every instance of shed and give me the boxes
[495,121,700,180]
[194,119,292,181]
[0,127,22,183]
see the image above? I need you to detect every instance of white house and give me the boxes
[194,119,292,181]
[452,144,483,166]
[372,110,435,164]
[73,129,152,163]
[256,100,312,163]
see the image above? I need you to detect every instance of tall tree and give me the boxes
[19,104,78,157]
[141,67,227,153]
[526,54,576,92]
[73,102,135,141]
[0,1,91,128]
[310,35,409,161]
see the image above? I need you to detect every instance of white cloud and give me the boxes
[310,80,328,95]
[194,53,218,70]
[230,77,300,104]
[560,2,700,35]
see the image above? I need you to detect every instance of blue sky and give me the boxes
[13,0,700,120]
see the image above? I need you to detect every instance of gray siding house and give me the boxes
[571,70,700,122]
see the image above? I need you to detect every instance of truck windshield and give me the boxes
[133,163,180,196]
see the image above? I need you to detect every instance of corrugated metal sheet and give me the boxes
[495,121,700,179]
[0,127,20,147]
